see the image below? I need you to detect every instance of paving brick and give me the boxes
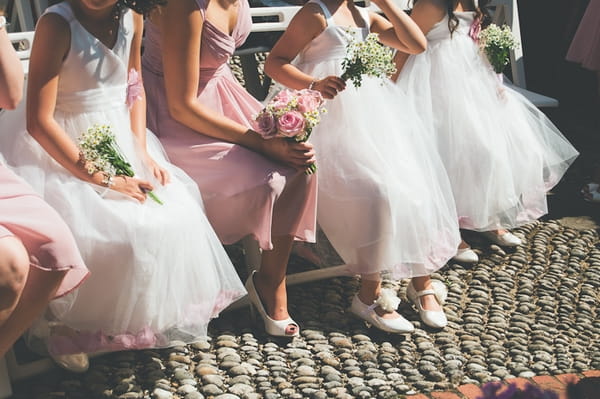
[457,383,482,399]
[554,373,581,387]
[431,392,463,399]
[582,370,600,378]
[504,377,532,390]
[406,394,431,399]
[533,375,566,399]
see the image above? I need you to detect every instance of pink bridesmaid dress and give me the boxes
[567,0,600,71]
[0,164,88,298]
[142,0,317,250]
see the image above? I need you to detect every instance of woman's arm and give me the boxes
[26,14,152,202]
[156,0,315,169]
[264,4,346,99]
[369,0,427,54]
[0,19,24,109]
[392,0,446,77]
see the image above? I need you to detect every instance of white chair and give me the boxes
[8,30,35,76]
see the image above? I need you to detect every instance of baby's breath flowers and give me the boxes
[478,23,520,74]
[78,124,163,204]
[341,31,397,88]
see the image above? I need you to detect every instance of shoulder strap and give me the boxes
[195,0,208,18]
[311,0,334,26]
[44,2,75,22]
[357,6,370,29]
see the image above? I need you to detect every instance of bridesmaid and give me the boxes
[0,14,88,370]
[142,0,318,337]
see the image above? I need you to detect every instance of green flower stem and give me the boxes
[147,191,163,205]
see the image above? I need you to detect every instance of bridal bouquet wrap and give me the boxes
[341,31,397,88]
[478,23,520,74]
[252,89,326,174]
[78,124,163,204]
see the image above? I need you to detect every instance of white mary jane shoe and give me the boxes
[51,352,89,373]
[482,231,522,247]
[245,271,300,337]
[452,247,479,263]
[406,280,448,329]
[348,289,414,333]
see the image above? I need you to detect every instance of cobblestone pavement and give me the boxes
[8,56,600,399]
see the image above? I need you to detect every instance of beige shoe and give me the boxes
[51,352,89,373]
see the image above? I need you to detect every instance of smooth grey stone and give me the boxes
[184,393,205,399]
[152,388,173,399]
[228,384,255,396]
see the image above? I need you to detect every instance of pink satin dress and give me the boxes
[567,0,600,71]
[142,0,317,250]
[0,164,88,297]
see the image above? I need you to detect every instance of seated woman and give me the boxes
[0,10,88,370]
[142,0,318,337]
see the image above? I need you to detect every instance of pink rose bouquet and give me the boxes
[252,89,326,174]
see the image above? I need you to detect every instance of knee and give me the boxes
[0,237,29,309]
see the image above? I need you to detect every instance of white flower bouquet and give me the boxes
[78,124,163,204]
[341,32,397,88]
[478,23,520,74]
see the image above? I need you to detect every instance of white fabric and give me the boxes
[0,3,246,354]
[397,11,579,231]
[271,0,461,279]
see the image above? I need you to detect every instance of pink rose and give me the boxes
[277,111,306,137]
[296,89,324,113]
[271,89,294,110]
[469,18,482,44]
[126,68,143,109]
[252,110,278,138]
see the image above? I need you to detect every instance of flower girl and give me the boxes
[0,0,246,368]
[394,0,579,260]
[265,0,461,331]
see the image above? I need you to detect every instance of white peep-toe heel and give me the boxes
[245,271,299,337]
[406,280,448,329]
[348,289,414,333]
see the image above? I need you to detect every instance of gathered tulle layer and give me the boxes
[398,35,579,231]
[0,101,246,355]
[276,59,461,279]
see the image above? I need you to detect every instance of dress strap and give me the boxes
[357,6,370,29]
[195,0,208,18]
[44,2,75,22]
[310,0,335,26]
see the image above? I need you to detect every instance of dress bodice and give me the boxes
[142,0,252,85]
[426,11,476,44]
[294,0,370,67]
[45,3,133,113]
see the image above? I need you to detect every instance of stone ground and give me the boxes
[8,55,600,399]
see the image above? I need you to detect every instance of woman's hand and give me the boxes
[260,138,316,170]
[143,153,170,185]
[312,76,346,99]
[110,175,155,203]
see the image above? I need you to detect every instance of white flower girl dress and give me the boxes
[0,2,246,355]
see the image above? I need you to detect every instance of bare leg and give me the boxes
[358,275,401,319]
[0,237,67,357]
[0,237,29,327]
[411,275,442,312]
[458,239,471,249]
[254,235,297,335]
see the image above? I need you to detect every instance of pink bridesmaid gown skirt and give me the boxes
[567,0,600,71]
[0,165,88,297]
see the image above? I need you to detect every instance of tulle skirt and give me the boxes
[0,100,246,355]
[398,35,579,231]
[277,59,461,279]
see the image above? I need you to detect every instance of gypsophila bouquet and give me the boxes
[252,89,326,174]
[341,31,397,88]
[478,23,520,74]
[78,124,163,204]
[477,381,559,399]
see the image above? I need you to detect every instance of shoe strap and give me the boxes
[415,289,436,298]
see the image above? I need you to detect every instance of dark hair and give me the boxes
[118,0,167,15]
[410,0,491,35]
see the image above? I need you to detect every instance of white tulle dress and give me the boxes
[397,11,579,231]
[0,3,246,355]
[272,0,461,279]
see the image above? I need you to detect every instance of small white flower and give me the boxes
[374,288,401,312]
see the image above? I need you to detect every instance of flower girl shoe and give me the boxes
[406,280,448,329]
[482,231,522,247]
[51,352,89,373]
[245,271,300,337]
[348,289,414,333]
[452,247,479,263]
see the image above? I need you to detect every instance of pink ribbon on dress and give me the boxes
[126,68,144,109]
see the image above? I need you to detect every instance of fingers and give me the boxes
[316,77,346,99]
[136,179,155,192]
[154,166,170,185]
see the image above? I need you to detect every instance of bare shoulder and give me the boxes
[34,12,71,55]
[291,2,327,33]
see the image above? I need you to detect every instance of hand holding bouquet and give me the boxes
[78,124,163,204]
[341,31,397,88]
[252,89,326,174]
[478,23,520,74]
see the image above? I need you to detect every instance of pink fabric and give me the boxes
[142,0,317,249]
[0,165,89,297]
[567,0,600,71]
